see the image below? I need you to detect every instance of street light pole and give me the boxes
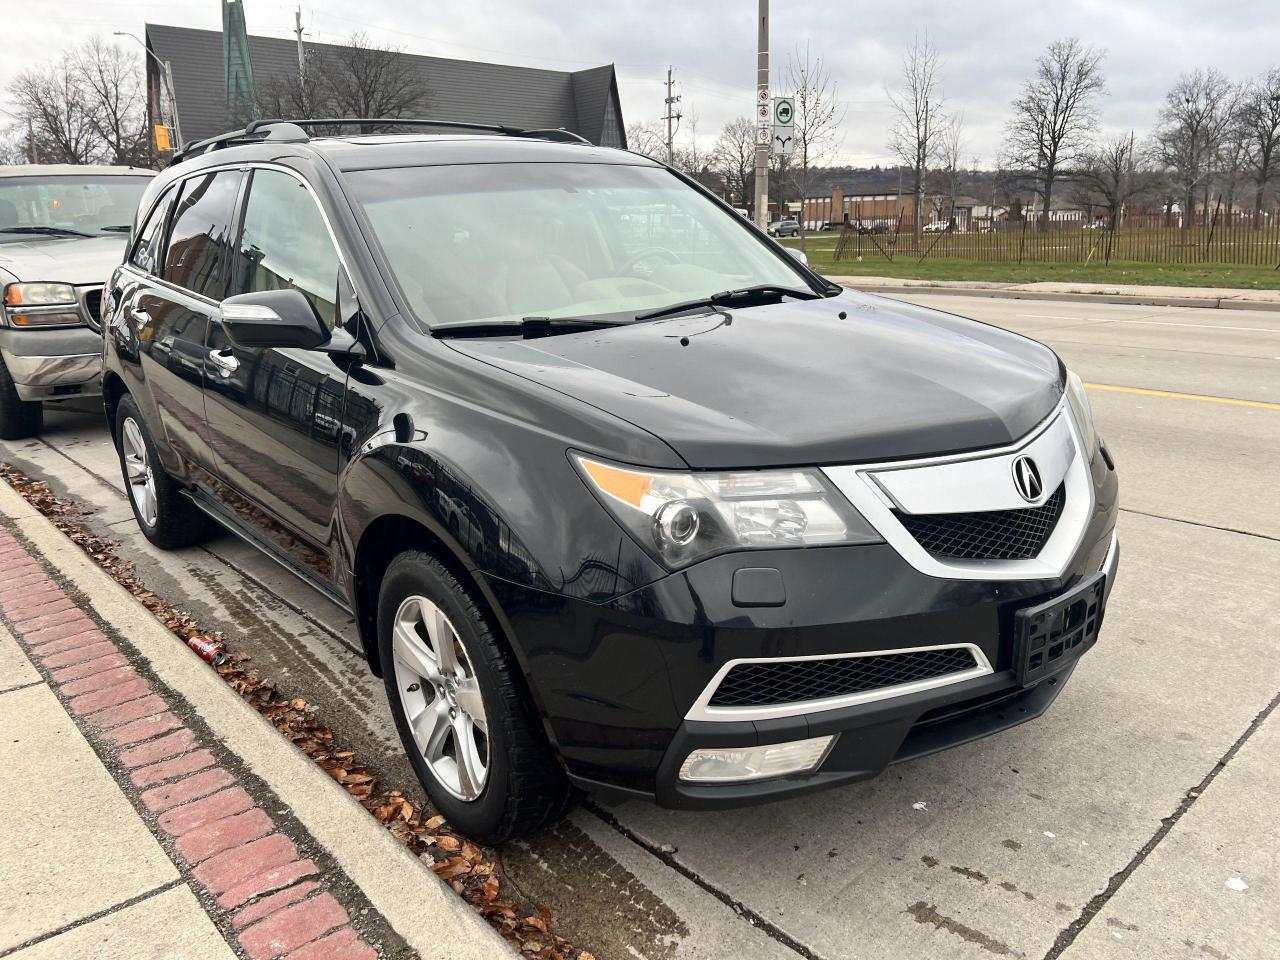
[114,31,184,149]
[753,0,770,230]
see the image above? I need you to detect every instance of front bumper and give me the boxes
[485,450,1119,806]
[0,328,102,401]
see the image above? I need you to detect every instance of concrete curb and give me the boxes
[832,279,1280,312]
[0,480,516,960]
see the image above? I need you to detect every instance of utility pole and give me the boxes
[662,66,682,166]
[294,6,306,83]
[753,0,770,229]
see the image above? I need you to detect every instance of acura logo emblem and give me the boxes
[1012,456,1043,502]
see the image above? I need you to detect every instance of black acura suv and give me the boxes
[101,120,1119,842]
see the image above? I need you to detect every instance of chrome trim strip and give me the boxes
[684,642,994,723]
[821,400,1095,582]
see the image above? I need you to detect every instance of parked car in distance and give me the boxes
[922,220,951,233]
[0,164,154,438]
[768,219,800,237]
[857,221,891,235]
[103,119,1119,842]
[1082,219,1108,230]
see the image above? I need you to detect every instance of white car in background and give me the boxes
[0,164,154,438]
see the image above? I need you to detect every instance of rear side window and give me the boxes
[163,170,243,300]
[129,186,176,275]
[232,169,339,327]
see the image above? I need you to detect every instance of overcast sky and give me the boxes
[4,0,1278,166]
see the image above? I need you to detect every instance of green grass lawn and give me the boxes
[778,236,1280,290]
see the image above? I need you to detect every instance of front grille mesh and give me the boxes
[78,287,103,331]
[895,482,1066,561]
[708,646,979,708]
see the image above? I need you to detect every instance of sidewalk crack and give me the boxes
[0,879,185,958]
[1043,686,1280,959]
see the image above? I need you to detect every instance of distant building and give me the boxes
[145,23,626,148]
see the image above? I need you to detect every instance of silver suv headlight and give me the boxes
[1065,370,1099,461]
[3,282,81,328]
[574,455,881,569]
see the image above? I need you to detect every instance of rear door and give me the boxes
[202,166,347,585]
[125,169,243,481]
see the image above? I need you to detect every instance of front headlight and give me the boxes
[574,455,881,568]
[1065,370,1099,460]
[3,282,81,328]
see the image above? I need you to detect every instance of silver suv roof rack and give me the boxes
[171,118,590,164]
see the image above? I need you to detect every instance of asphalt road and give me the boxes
[3,294,1277,960]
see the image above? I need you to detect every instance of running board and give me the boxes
[181,488,352,612]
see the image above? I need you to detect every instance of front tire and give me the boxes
[113,393,213,549]
[0,356,43,440]
[378,551,576,842]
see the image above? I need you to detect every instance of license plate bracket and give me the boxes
[1014,573,1105,686]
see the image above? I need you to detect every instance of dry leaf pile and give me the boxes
[0,465,592,960]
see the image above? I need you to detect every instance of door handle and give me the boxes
[207,347,240,377]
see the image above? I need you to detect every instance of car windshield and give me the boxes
[347,161,809,328]
[0,175,151,243]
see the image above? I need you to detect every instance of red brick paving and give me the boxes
[141,767,237,813]
[103,710,183,747]
[159,786,255,836]
[0,527,380,957]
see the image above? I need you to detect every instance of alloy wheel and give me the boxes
[391,594,490,800]
[122,417,158,527]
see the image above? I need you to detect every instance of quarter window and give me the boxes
[128,186,176,275]
[163,171,243,299]
[233,170,339,327]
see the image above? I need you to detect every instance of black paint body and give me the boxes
[101,135,1119,807]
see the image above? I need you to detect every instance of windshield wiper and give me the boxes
[98,225,132,233]
[433,315,630,338]
[633,284,824,323]
[0,226,95,238]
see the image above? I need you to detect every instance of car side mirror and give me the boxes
[786,248,809,266]
[219,289,329,350]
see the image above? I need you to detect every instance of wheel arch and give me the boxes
[102,370,128,440]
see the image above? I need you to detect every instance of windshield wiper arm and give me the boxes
[433,315,630,338]
[633,284,824,323]
[0,226,95,238]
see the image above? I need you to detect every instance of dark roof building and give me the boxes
[144,23,626,149]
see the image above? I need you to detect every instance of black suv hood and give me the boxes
[446,291,1063,468]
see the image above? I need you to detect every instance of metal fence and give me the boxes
[832,211,1280,267]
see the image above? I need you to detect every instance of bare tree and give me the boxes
[72,38,148,165]
[258,51,330,122]
[7,39,149,165]
[929,111,965,226]
[786,43,845,249]
[1153,68,1236,223]
[1238,67,1280,225]
[0,126,26,165]
[626,121,665,160]
[711,116,757,205]
[887,33,943,248]
[8,60,100,164]
[321,34,428,132]
[1004,37,1107,227]
[1074,132,1148,231]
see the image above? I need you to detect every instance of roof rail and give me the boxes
[170,117,592,164]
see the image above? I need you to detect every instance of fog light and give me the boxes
[678,735,835,783]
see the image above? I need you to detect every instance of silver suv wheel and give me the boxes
[391,594,490,800]
[122,416,158,527]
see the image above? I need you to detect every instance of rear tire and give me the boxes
[113,393,213,549]
[378,550,576,842]
[0,356,43,440]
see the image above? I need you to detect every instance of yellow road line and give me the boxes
[1084,382,1280,410]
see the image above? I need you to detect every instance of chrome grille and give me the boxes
[76,286,103,331]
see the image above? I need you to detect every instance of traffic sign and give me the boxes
[756,125,771,145]
[773,97,795,126]
[757,87,770,104]
[756,104,771,125]
[772,125,795,156]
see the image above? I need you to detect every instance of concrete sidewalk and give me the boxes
[831,274,1280,310]
[0,482,513,960]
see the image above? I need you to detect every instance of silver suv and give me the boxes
[0,164,154,438]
